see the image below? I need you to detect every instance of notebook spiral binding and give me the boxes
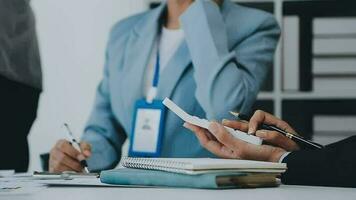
[122,157,191,174]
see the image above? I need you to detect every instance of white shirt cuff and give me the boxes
[278,152,291,163]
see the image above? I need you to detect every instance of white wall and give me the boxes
[29,0,150,172]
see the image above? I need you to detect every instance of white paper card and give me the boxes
[163,98,262,145]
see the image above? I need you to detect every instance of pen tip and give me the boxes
[63,123,74,137]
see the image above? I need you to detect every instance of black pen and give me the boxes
[64,123,90,173]
[229,112,324,150]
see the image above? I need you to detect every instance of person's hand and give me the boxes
[49,140,91,172]
[184,121,287,162]
[247,110,299,151]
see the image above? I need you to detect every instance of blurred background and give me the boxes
[27,0,356,171]
[28,0,148,171]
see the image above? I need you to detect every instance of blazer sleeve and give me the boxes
[180,0,280,119]
[281,136,356,187]
[81,36,127,172]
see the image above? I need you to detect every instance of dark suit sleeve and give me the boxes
[281,136,356,187]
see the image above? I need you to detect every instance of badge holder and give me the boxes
[129,52,166,157]
[129,99,166,157]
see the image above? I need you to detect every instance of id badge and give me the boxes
[129,99,166,157]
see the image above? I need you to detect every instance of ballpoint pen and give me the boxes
[229,112,324,150]
[63,123,90,173]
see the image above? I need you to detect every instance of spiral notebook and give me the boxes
[121,157,287,175]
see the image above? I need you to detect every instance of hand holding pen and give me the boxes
[185,109,324,162]
[230,110,324,150]
[48,124,92,173]
[63,124,90,173]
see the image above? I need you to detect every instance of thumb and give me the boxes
[80,142,92,157]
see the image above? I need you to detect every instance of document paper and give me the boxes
[163,98,262,145]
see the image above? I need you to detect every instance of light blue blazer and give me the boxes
[82,0,280,171]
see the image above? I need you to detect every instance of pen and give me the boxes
[229,112,324,150]
[63,123,90,173]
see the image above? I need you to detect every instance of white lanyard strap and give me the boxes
[146,51,160,103]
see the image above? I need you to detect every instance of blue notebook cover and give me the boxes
[100,168,276,189]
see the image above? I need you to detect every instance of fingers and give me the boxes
[208,122,282,161]
[222,119,248,132]
[248,110,268,134]
[185,121,246,157]
[183,123,236,158]
[49,160,74,173]
[183,122,287,162]
[183,123,211,145]
[248,110,297,135]
[56,139,81,160]
[49,139,84,172]
[208,122,242,150]
[80,142,92,157]
[50,148,83,172]
[256,130,299,151]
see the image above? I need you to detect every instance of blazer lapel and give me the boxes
[121,2,194,107]
[121,3,166,110]
[156,0,233,100]
[156,40,192,100]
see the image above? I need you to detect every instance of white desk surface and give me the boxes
[3,185,356,200]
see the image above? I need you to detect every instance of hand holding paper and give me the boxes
[162,98,262,145]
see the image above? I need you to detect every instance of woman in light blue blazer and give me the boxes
[49,0,280,172]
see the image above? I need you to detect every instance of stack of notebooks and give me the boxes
[100,157,287,189]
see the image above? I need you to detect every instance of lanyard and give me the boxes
[152,52,160,88]
[146,50,160,103]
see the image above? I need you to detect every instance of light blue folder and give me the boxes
[100,168,277,189]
